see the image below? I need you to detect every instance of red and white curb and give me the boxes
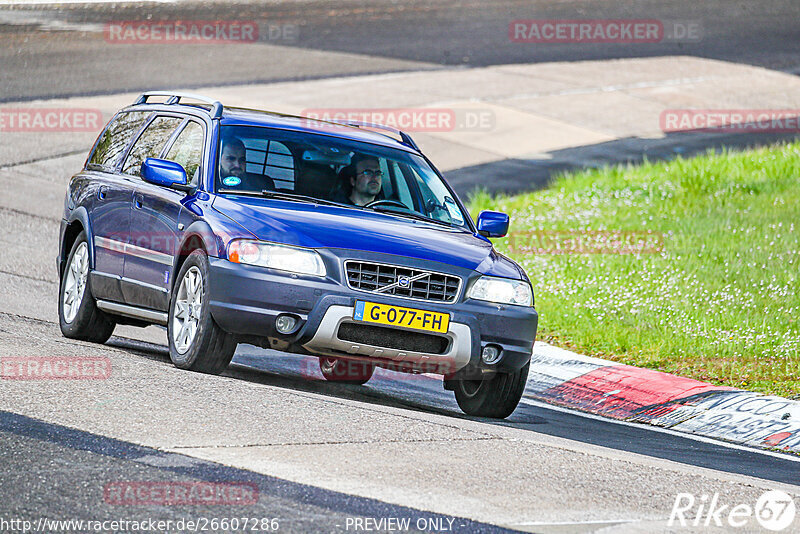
[528,343,800,454]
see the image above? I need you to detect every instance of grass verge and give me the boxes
[468,142,800,398]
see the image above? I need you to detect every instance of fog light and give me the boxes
[481,345,501,365]
[275,314,299,334]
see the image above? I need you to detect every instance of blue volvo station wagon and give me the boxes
[57,92,538,418]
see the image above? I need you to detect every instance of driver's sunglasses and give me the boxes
[358,169,384,179]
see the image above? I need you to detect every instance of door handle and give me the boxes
[133,194,143,209]
[98,187,108,200]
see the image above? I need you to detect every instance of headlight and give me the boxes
[468,276,532,306]
[227,240,326,277]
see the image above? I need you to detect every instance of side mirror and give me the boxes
[476,210,509,238]
[141,158,192,192]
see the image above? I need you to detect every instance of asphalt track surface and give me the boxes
[1,0,800,102]
[0,311,798,531]
[0,411,509,532]
[1,1,800,532]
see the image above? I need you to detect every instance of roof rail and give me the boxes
[331,119,420,152]
[133,91,223,119]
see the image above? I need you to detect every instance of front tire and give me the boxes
[453,363,529,418]
[168,250,236,374]
[58,231,115,343]
[319,357,375,384]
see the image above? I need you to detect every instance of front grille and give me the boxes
[337,323,450,355]
[344,261,461,303]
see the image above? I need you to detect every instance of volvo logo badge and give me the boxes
[397,276,411,288]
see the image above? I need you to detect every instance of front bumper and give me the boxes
[207,254,538,376]
[303,304,474,374]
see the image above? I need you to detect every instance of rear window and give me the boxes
[243,138,295,190]
[88,111,150,170]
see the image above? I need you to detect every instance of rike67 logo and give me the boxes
[669,490,796,531]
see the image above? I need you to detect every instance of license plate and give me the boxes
[353,301,450,334]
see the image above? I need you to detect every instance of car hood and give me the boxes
[212,196,522,278]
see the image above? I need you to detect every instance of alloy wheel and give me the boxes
[62,242,89,323]
[172,266,203,354]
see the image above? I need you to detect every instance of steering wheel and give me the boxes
[365,199,410,210]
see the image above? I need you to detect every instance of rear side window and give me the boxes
[88,111,150,170]
[121,116,183,177]
[164,121,205,186]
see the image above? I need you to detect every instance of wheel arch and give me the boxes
[60,207,93,278]
[171,221,217,293]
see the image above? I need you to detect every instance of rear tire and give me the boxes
[453,363,529,418]
[58,231,115,343]
[168,250,236,374]
[319,357,375,385]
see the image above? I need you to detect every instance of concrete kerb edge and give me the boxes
[528,342,800,455]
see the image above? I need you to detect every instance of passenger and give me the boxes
[332,154,383,206]
[219,136,274,191]
[219,137,247,182]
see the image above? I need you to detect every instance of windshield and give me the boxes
[216,125,470,229]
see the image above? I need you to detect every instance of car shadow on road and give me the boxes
[106,336,547,424]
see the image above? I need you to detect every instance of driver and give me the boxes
[333,154,383,206]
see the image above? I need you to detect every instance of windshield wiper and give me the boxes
[258,190,343,206]
[368,204,456,228]
[217,189,341,207]
[217,189,263,197]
